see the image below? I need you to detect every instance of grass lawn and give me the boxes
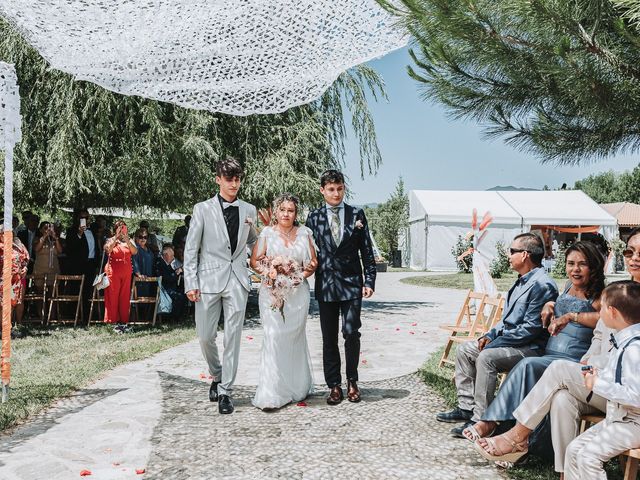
[0,322,196,432]
[419,348,623,480]
[401,273,566,291]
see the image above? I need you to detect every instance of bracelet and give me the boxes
[572,312,579,323]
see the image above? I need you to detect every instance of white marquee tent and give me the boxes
[408,190,618,271]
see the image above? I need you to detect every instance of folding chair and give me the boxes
[21,274,49,324]
[480,295,505,333]
[130,276,161,326]
[439,291,487,368]
[47,274,85,327]
[88,284,106,325]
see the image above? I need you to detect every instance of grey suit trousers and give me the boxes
[455,341,539,421]
[195,274,249,397]
[512,359,607,473]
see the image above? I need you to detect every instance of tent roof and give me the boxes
[409,190,617,226]
[601,202,640,227]
[499,190,617,226]
[409,190,522,225]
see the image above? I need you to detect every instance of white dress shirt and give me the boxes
[325,201,345,243]
[593,322,640,421]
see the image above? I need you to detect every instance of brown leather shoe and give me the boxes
[347,380,361,403]
[326,386,344,405]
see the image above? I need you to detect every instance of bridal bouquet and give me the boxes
[258,255,304,320]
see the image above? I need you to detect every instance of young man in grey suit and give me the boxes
[183,157,258,414]
[436,233,558,436]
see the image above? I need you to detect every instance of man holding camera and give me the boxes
[65,208,99,322]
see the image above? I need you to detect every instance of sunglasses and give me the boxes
[509,248,529,255]
[622,248,640,259]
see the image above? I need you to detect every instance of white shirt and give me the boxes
[84,229,96,259]
[593,322,640,420]
[325,202,345,243]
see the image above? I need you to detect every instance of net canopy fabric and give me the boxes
[1,61,21,228]
[0,1,407,115]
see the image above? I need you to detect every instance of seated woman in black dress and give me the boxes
[463,241,605,444]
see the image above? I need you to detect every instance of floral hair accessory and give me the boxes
[355,219,364,229]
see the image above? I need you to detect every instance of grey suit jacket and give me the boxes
[183,195,258,294]
[484,267,559,350]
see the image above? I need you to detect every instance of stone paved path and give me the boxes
[0,273,505,479]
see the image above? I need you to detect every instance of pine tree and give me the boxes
[382,0,640,164]
[0,18,386,212]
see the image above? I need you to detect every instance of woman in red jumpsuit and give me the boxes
[103,220,137,332]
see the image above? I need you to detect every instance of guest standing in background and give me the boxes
[103,220,137,332]
[33,221,62,288]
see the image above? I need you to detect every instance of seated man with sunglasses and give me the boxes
[437,233,558,437]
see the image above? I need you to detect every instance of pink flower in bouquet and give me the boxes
[355,219,364,229]
[258,254,304,321]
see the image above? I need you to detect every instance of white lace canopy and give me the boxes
[0,1,406,115]
[0,61,21,228]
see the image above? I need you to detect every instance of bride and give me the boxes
[250,193,317,410]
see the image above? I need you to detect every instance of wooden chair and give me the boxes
[439,291,487,367]
[482,295,505,332]
[130,276,161,326]
[21,274,49,324]
[47,274,85,327]
[580,414,639,480]
[88,284,106,325]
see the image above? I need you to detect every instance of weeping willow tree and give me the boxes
[0,17,385,212]
[381,0,640,164]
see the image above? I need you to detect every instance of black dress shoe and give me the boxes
[218,394,234,414]
[436,407,473,423]
[451,421,475,439]
[209,380,220,402]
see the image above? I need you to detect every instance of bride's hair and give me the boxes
[271,193,300,226]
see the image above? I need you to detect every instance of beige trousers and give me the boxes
[564,415,640,480]
[512,360,607,472]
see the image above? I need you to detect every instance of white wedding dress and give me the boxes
[252,226,315,410]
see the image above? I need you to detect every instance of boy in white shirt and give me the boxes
[564,280,640,480]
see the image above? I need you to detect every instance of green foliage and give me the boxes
[451,235,473,273]
[364,177,409,259]
[0,18,386,213]
[383,0,640,164]
[490,241,511,278]
[574,164,640,204]
[610,237,627,272]
[552,241,570,277]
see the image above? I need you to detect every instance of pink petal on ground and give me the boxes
[374,327,379,330]
[199,373,206,379]
[411,322,417,326]
[246,336,254,340]
[112,463,120,467]
[80,470,92,477]
[409,331,415,335]
[395,328,400,331]
[362,359,368,364]
[136,469,146,474]
[296,401,307,407]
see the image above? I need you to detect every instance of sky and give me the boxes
[342,47,640,205]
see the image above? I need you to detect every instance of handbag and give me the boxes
[93,252,110,290]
